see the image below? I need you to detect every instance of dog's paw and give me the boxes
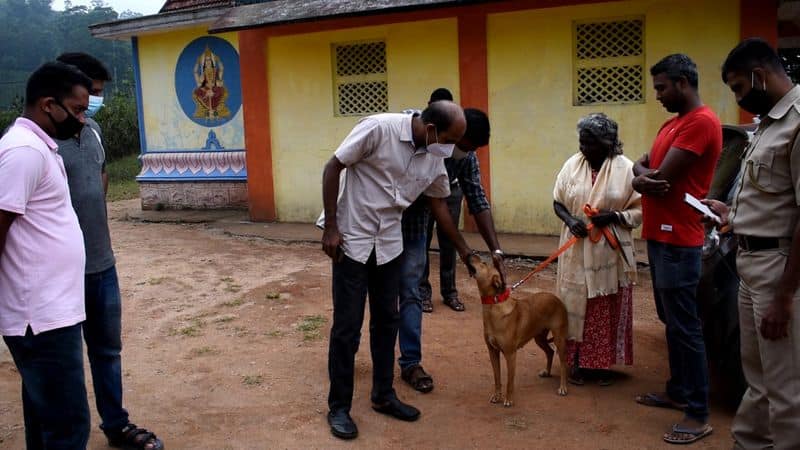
[557,387,568,396]
[489,393,503,404]
[538,369,552,378]
[503,399,514,407]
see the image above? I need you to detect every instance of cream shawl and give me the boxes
[553,153,642,340]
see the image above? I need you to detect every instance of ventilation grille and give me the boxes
[333,41,388,116]
[574,18,645,106]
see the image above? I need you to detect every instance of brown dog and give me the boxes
[469,254,569,406]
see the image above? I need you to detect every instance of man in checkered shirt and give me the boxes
[398,90,505,394]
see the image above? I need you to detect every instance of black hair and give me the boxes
[650,54,699,88]
[463,108,490,148]
[56,52,112,82]
[721,38,785,83]
[25,62,93,107]
[420,101,456,133]
[428,88,453,103]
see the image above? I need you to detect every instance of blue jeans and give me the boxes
[84,266,129,432]
[328,252,401,413]
[398,235,429,370]
[3,323,90,450]
[647,241,710,422]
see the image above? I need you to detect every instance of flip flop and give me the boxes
[635,392,687,411]
[663,423,713,445]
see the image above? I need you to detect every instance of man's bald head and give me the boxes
[420,100,466,146]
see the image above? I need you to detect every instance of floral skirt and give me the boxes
[566,285,633,369]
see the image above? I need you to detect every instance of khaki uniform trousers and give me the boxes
[732,247,800,450]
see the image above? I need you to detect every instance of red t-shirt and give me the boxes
[641,106,722,247]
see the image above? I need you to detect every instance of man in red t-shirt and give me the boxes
[632,54,722,445]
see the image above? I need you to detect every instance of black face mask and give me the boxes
[47,102,83,140]
[737,73,773,116]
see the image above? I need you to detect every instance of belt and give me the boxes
[738,235,790,251]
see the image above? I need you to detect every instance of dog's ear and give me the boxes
[491,273,504,290]
[467,253,481,277]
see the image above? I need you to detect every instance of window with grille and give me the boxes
[573,18,645,106]
[332,41,388,116]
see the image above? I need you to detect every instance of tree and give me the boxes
[0,0,135,106]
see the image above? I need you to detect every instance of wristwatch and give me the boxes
[493,249,505,258]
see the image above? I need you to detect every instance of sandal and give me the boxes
[422,297,433,313]
[443,297,465,312]
[107,423,164,450]
[401,364,434,393]
[635,392,687,411]
[663,423,713,445]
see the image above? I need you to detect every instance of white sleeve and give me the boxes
[334,118,382,167]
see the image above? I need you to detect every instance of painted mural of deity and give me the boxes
[192,46,230,121]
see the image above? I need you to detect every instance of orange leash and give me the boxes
[510,204,619,291]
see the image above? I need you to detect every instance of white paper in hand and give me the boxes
[684,193,721,224]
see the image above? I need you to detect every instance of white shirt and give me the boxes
[334,113,450,265]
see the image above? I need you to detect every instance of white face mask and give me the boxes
[425,125,455,158]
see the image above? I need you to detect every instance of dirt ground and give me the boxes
[0,201,736,449]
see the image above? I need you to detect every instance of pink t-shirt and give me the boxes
[0,118,86,336]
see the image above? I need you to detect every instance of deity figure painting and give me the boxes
[192,46,230,121]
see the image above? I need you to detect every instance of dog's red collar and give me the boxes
[481,288,511,305]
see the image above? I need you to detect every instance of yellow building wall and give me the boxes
[138,28,244,151]
[267,19,460,222]
[487,0,740,234]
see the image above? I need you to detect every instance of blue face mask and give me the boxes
[86,95,104,118]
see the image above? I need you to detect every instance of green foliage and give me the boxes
[0,0,135,106]
[0,1,142,204]
[94,91,140,161]
[0,91,141,162]
[0,96,23,133]
[296,315,327,341]
[106,154,140,202]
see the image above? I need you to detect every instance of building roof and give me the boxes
[208,0,476,33]
[90,6,229,40]
[160,0,234,13]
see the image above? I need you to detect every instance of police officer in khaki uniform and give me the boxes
[706,38,800,450]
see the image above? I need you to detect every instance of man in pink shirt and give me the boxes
[0,62,93,449]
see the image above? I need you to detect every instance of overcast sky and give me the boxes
[51,0,162,16]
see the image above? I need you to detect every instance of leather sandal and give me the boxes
[421,297,433,313]
[106,423,164,450]
[443,297,465,312]
[401,364,434,393]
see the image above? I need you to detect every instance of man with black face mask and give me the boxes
[0,62,92,449]
[704,38,800,450]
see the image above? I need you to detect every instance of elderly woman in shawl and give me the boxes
[553,113,641,386]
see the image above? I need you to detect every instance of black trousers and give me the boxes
[422,184,463,300]
[328,251,401,413]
